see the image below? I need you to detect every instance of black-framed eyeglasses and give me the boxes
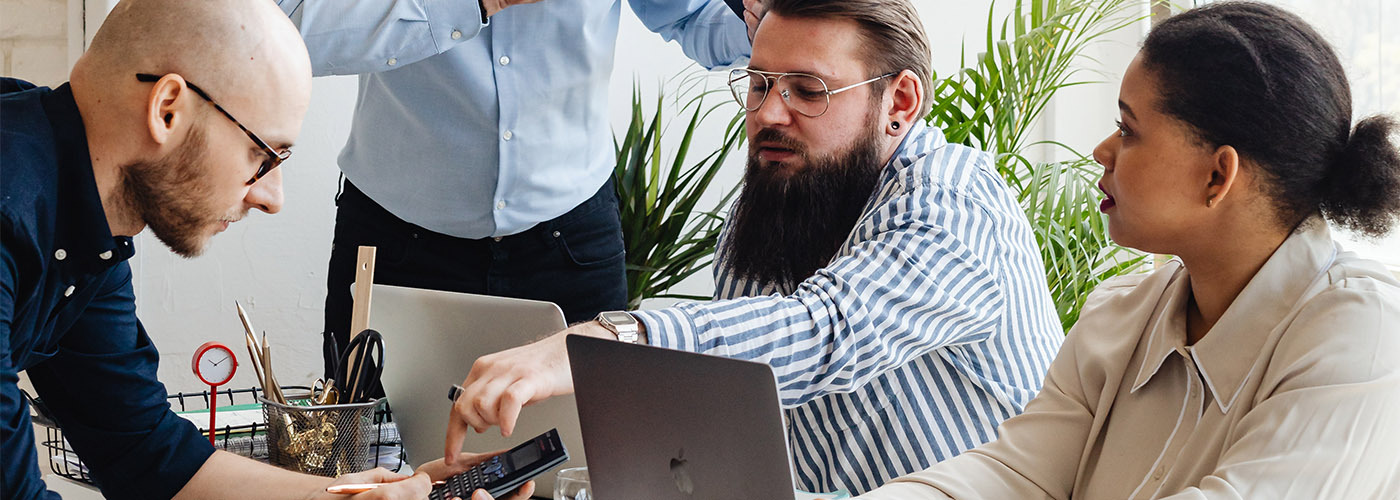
[136,73,290,185]
[728,68,897,118]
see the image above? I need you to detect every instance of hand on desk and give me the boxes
[443,321,618,465]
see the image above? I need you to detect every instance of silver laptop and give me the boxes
[368,284,585,495]
[567,334,797,500]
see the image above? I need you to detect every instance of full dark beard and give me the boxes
[722,127,886,288]
[121,127,220,258]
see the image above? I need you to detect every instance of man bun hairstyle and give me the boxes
[763,0,934,116]
[1141,1,1400,237]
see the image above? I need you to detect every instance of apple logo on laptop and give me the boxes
[670,448,694,495]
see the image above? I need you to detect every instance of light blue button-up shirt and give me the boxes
[278,0,750,238]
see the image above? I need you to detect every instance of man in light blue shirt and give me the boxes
[275,0,754,377]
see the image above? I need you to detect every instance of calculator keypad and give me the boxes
[429,457,507,500]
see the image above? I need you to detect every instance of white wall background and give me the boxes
[0,0,68,85]
[8,0,1394,397]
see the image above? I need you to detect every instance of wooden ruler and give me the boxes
[345,246,377,400]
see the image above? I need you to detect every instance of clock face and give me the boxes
[193,344,237,386]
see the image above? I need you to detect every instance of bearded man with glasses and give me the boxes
[453,0,1064,496]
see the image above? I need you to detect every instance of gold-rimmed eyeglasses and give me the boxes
[136,73,291,185]
[728,68,897,118]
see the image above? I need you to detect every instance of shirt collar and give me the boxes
[887,120,944,172]
[1130,221,1338,412]
[41,83,135,273]
[1130,263,1192,394]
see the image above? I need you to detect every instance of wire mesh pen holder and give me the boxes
[261,396,384,477]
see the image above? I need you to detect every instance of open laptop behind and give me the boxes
[369,284,584,495]
[567,334,797,500]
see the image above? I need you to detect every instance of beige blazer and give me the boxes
[859,221,1400,499]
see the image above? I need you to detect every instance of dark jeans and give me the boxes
[322,179,627,379]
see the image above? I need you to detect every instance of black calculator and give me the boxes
[428,429,570,500]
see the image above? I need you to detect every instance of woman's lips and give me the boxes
[1098,183,1115,212]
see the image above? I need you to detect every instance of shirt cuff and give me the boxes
[422,0,487,50]
[632,308,699,352]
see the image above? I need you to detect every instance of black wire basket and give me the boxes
[262,395,388,477]
[27,385,402,485]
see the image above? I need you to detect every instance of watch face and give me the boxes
[601,311,636,326]
[195,346,236,385]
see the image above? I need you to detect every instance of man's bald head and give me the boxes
[76,0,311,138]
[70,0,311,253]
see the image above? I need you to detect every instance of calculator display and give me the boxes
[507,440,543,467]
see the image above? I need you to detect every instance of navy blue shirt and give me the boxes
[1,78,214,500]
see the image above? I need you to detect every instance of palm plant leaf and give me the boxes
[614,80,744,308]
[927,0,1149,330]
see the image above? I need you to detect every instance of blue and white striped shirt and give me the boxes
[632,121,1064,494]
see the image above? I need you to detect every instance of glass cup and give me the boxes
[554,467,591,500]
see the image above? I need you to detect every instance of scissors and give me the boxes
[333,329,384,404]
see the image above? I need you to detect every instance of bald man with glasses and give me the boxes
[0,0,532,498]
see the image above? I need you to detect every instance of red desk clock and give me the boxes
[191,341,238,445]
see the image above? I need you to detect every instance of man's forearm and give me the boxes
[175,451,333,500]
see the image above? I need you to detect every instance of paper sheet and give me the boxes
[176,404,265,432]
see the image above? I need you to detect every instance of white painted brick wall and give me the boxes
[1,0,68,86]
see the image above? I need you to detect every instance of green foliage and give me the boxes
[926,0,1149,329]
[613,81,745,308]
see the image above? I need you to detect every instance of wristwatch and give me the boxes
[596,311,639,344]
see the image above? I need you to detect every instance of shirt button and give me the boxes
[502,130,513,141]
[1153,465,1166,480]
[496,200,507,210]
[387,57,398,66]
[64,285,75,297]
[499,55,510,66]
[99,250,113,260]
[54,249,67,261]
[451,30,462,40]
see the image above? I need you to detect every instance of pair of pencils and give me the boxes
[237,301,285,404]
